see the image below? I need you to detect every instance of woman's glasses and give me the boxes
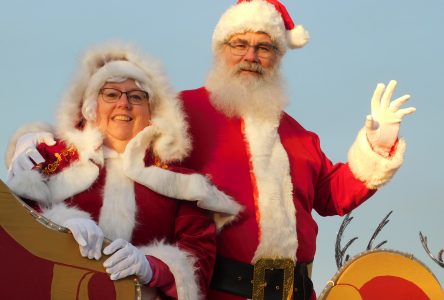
[99,88,149,105]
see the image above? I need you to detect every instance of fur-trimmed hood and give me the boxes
[56,43,191,163]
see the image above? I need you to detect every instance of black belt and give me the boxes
[211,255,313,300]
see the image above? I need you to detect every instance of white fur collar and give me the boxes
[243,116,297,262]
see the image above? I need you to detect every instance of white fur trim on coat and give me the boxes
[348,128,406,189]
[61,125,104,166]
[122,127,243,229]
[47,159,100,204]
[41,203,92,226]
[98,155,136,242]
[138,241,201,300]
[243,117,297,262]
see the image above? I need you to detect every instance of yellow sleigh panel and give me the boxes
[319,249,443,300]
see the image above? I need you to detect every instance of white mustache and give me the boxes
[235,62,264,74]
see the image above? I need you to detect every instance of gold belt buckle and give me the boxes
[252,258,294,300]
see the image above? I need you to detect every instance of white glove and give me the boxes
[365,80,416,156]
[103,239,153,284]
[63,218,104,260]
[8,131,56,179]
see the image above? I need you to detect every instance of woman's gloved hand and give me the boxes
[8,131,55,179]
[103,239,153,284]
[63,218,104,260]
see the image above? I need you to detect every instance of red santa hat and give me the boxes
[212,0,309,53]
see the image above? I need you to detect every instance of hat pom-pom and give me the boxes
[287,25,309,49]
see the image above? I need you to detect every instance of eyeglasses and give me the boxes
[99,88,149,105]
[225,41,278,59]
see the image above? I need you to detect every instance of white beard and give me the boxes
[204,58,288,122]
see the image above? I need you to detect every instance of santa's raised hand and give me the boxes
[365,80,416,156]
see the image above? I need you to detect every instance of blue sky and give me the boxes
[1,0,443,294]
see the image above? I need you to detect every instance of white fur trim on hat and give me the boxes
[212,0,308,52]
[82,60,153,122]
[287,24,310,49]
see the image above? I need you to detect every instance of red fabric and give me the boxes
[179,87,375,300]
[35,141,79,175]
[147,256,177,298]
[32,142,216,299]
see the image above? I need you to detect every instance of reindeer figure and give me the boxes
[319,211,443,300]
[420,231,444,268]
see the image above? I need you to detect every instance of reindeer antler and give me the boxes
[335,211,393,269]
[419,232,444,268]
[366,210,392,250]
[335,213,358,269]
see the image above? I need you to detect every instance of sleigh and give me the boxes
[318,212,444,300]
[0,179,141,300]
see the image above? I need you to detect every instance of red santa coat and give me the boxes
[179,87,406,300]
[8,125,242,300]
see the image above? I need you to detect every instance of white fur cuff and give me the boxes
[348,128,406,189]
[6,170,50,203]
[138,241,201,300]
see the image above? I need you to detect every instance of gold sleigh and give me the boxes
[0,180,141,300]
[318,212,444,300]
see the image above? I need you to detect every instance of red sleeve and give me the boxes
[175,202,217,296]
[310,134,375,216]
[146,256,178,299]
[146,202,217,298]
[279,114,375,216]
